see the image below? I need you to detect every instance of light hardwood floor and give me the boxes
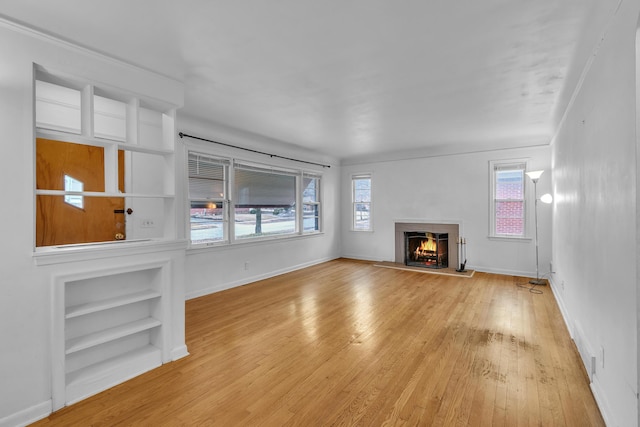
[33,258,604,426]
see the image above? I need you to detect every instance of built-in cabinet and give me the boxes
[52,260,173,409]
[34,65,178,247]
[33,65,189,411]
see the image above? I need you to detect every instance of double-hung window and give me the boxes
[490,161,526,238]
[352,174,372,231]
[302,173,321,233]
[188,152,229,244]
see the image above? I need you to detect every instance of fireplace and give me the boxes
[404,232,448,269]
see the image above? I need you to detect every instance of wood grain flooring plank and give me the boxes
[31,259,604,426]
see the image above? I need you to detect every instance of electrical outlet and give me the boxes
[140,219,155,228]
[244,261,249,271]
[561,280,565,291]
[601,346,605,369]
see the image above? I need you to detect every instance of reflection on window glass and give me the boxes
[303,175,320,232]
[190,201,225,243]
[64,174,83,209]
[234,206,296,239]
[188,152,228,244]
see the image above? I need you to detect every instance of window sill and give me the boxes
[187,231,324,255]
[33,239,189,266]
[487,235,532,243]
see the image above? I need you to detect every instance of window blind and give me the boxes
[234,163,296,207]
[188,153,228,199]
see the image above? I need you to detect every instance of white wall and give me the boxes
[341,146,552,278]
[550,1,639,425]
[177,116,342,299]
[0,22,186,426]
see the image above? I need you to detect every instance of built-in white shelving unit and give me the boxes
[53,261,171,408]
[36,65,187,412]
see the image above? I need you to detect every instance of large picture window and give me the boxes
[234,163,297,239]
[490,161,526,238]
[187,155,322,247]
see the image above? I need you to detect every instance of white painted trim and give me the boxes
[466,265,534,278]
[339,254,384,263]
[33,239,188,266]
[0,15,182,85]
[340,140,550,166]
[591,375,616,427]
[549,0,625,147]
[549,279,618,426]
[548,278,574,339]
[51,259,174,409]
[171,345,190,361]
[351,172,373,232]
[187,231,325,254]
[0,400,51,427]
[185,256,337,300]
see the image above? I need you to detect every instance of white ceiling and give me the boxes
[0,1,618,162]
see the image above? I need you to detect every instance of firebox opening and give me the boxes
[404,232,448,269]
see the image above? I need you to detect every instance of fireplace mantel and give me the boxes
[394,220,461,268]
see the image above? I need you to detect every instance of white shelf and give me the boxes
[65,317,162,355]
[35,189,175,198]
[66,289,161,319]
[65,345,162,405]
[36,128,173,155]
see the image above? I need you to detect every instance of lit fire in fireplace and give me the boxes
[405,231,448,269]
[414,238,437,258]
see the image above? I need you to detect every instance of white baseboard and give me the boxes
[331,258,534,278]
[340,254,384,262]
[467,264,534,277]
[548,277,574,339]
[591,375,615,427]
[0,400,51,427]
[185,256,338,300]
[171,345,190,361]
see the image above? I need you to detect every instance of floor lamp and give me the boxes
[525,170,552,285]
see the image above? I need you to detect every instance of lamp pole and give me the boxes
[525,169,547,286]
[530,178,542,285]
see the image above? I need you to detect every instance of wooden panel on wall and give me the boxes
[36,138,125,246]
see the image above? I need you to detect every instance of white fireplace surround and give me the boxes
[394,220,462,268]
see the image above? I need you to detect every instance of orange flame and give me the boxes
[415,238,437,257]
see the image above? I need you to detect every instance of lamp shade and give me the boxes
[540,193,553,204]
[525,170,544,181]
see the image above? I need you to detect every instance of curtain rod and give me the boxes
[178,132,331,168]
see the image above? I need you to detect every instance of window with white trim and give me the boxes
[302,173,321,233]
[352,174,371,231]
[233,162,298,239]
[188,152,229,244]
[187,155,323,246]
[490,161,526,238]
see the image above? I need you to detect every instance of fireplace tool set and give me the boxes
[456,237,467,272]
